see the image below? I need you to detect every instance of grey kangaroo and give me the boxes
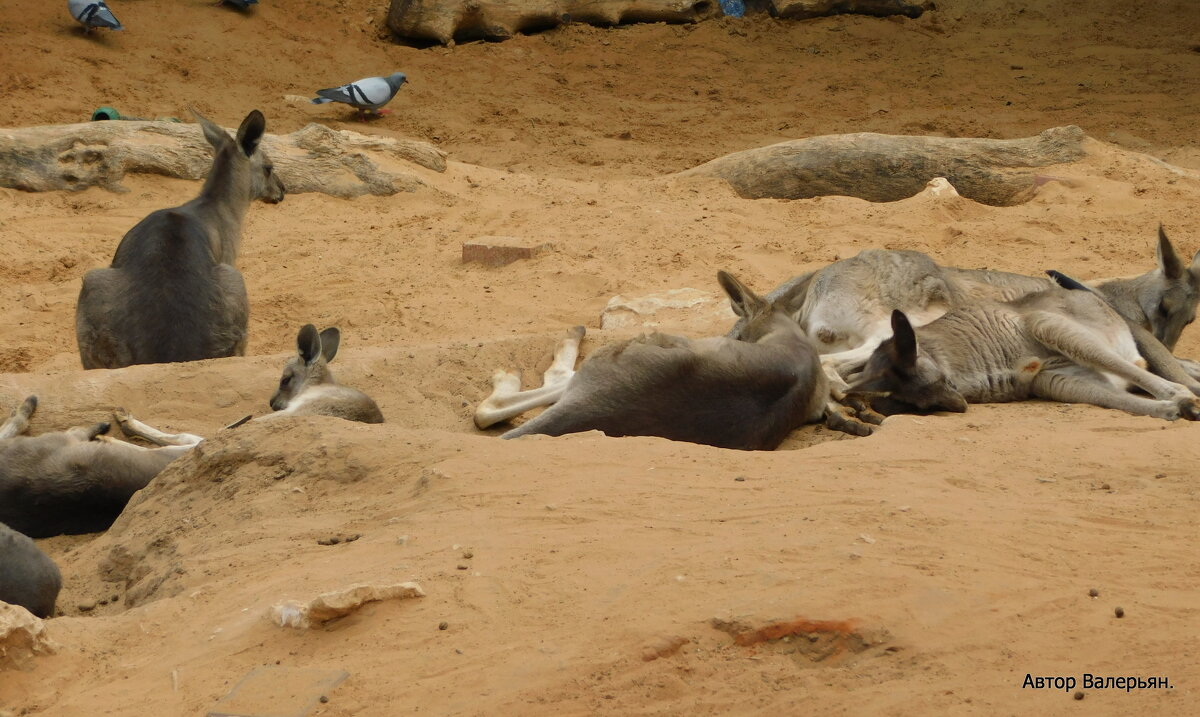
[474,271,869,450]
[0,396,189,539]
[75,110,285,369]
[115,324,384,450]
[846,280,1200,422]
[745,227,1200,386]
[0,521,61,618]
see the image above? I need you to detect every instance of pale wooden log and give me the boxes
[675,126,1088,206]
[0,121,447,198]
[387,0,721,45]
[771,0,927,19]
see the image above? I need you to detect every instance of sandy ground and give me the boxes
[2,0,1200,714]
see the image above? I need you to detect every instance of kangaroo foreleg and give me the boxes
[1124,322,1200,395]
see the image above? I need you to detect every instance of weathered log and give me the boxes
[0,121,447,198]
[387,0,721,44]
[770,0,926,19]
[675,126,1088,206]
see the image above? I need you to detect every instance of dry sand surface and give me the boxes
[3,0,1200,714]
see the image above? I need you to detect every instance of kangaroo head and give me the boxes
[270,324,341,411]
[1142,226,1200,350]
[720,270,801,342]
[195,109,286,205]
[848,310,968,415]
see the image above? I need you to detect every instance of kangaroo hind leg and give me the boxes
[1031,365,1200,420]
[114,409,206,446]
[474,326,585,429]
[0,396,38,439]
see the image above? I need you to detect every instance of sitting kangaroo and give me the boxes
[846,280,1200,422]
[115,324,383,449]
[75,110,285,369]
[474,271,870,451]
[0,397,189,539]
[743,227,1200,386]
[0,521,61,618]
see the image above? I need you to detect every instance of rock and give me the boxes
[0,603,55,670]
[462,237,553,267]
[600,288,736,331]
[269,582,425,629]
[676,126,1088,207]
[640,636,689,661]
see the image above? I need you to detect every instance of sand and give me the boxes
[2,0,1200,713]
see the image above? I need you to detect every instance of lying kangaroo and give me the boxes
[846,281,1200,422]
[116,324,384,449]
[75,110,286,369]
[0,397,188,539]
[748,227,1200,385]
[0,521,61,618]
[474,272,871,450]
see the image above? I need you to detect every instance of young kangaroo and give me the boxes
[0,397,189,539]
[846,284,1200,422]
[0,521,61,618]
[115,324,383,451]
[475,271,871,451]
[75,110,286,369]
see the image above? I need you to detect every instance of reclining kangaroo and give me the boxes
[116,324,384,449]
[0,396,188,539]
[75,110,286,369]
[0,521,61,618]
[474,271,871,450]
[745,227,1200,387]
[846,279,1200,422]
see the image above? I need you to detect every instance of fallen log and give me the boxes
[675,126,1088,206]
[0,121,447,198]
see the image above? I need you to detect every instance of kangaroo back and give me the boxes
[0,522,61,618]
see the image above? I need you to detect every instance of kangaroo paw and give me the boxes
[85,421,112,440]
[1178,398,1200,421]
[824,406,875,437]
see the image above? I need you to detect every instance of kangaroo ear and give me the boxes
[887,310,918,369]
[192,109,230,151]
[236,110,266,158]
[318,328,341,363]
[717,270,766,318]
[296,324,321,365]
[1157,224,1184,280]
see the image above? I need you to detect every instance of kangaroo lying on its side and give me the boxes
[474,271,873,450]
[0,397,188,539]
[846,277,1200,422]
[742,227,1200,388]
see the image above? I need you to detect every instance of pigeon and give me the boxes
[68,0,123,31]
[219,0,259,9]
[311,73,407,118]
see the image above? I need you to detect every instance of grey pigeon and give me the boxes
[68,0,123,31]
[311,72,407,117]
[220,0,259,8]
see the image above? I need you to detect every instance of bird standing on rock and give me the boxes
[311,73,407,119]
[68,0,123,32]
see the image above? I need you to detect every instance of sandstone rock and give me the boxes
[0,603,55,671]
[270,582,426,629]
[600,288,736,332]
